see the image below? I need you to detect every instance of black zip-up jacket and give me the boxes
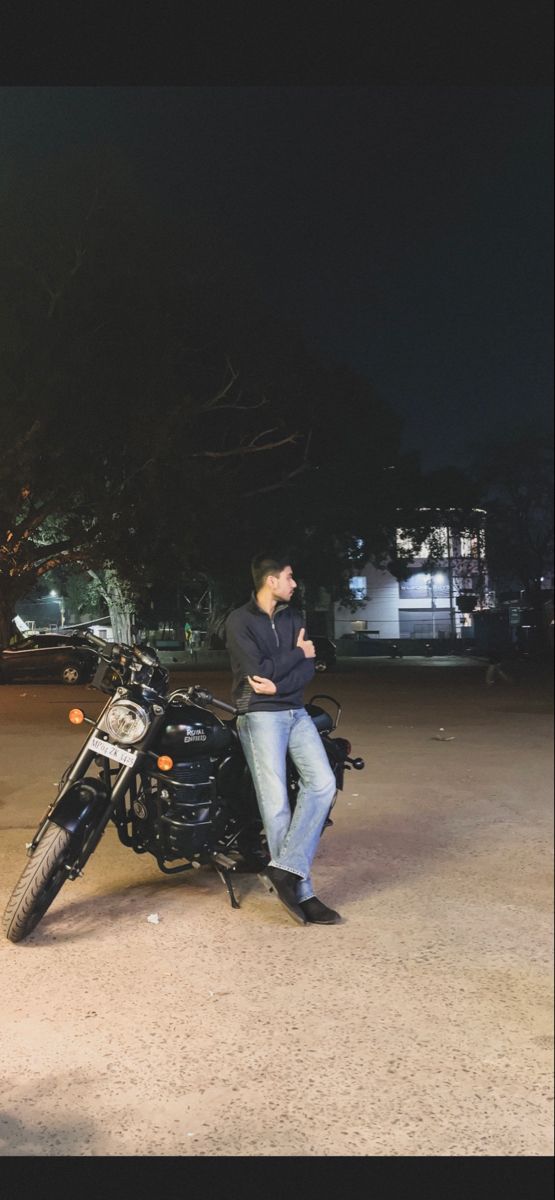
[225,595,315,713]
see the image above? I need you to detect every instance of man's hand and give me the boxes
[248,675,277,695]
[296,627,315,658]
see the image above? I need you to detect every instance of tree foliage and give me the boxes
[0,151,306,639]
[471,431,554,601]
[0,147,412,643]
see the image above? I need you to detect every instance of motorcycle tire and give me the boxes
[2,823,74,943]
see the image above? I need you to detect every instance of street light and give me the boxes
[49,590,65,628]
[425,572,444,639]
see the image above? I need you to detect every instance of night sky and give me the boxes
[1,85,552,468]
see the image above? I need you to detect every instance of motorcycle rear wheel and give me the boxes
[2,823,74,943]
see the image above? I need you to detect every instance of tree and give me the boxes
[176,354,411,632]
[471,431,554,603]
[0,150,314,643]
[1,145,417,647]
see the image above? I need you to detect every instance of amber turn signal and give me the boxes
[69,708,85,724]
[157,755,173,771]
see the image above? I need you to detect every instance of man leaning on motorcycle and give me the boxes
[225,553,342,926]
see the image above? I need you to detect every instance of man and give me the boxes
[225,553,341,926]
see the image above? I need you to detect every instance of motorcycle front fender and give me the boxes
[50,777,110,838]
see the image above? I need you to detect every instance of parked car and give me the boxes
[337,632,406,658]
[336,631,379,654]
[0,632,98,685]
[312,636,337,672]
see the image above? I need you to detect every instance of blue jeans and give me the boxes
[237,708,337,903]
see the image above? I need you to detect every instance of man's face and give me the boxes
[268,566,297,602]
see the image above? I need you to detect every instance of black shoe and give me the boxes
[260,866,307,925]
[299,897,343,925]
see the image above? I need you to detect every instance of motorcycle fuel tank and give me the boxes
[158,702,233,759]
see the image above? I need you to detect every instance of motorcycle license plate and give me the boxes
[89,735,138,768]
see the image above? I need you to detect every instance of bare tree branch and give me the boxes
[5,547,93,579]
[0,420,42,467]
[197,362,269,414]
[14,239,87,319]
[241,429,314,496]
[114,457,157,495]
[12,504,59,541]
[189,431,302,459]
[242,461,312,497]
[199,358,239,410]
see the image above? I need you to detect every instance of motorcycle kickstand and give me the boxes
[214,865,241,910]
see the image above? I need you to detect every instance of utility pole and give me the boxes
[446,523,456,639]
[427,575,437,638]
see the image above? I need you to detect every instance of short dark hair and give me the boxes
[251,553,291,592]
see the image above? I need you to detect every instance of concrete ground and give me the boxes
[0,657,553,1156]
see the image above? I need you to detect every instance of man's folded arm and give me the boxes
[274,656,315,694]
[225,619,304,682]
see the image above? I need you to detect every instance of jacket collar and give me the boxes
[248,592,289,618]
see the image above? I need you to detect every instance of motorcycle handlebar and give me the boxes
[82,631,159,669]
[82,629,110,649]
[211,696,237,715]
[172,686,237,716]
[80,629,120,664]
[194,688,237,715]
[132,644,159,668]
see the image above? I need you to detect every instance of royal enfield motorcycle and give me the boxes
[2,632,364,943]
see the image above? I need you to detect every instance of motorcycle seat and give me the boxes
[306,704,334,734]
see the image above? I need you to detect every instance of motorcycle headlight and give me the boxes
[104,701,150,744]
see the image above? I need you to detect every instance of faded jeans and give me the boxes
[237,708,337,903]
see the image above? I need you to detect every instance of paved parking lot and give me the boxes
[0,659,553,1155]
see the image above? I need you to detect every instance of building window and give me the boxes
[349,576,367,600]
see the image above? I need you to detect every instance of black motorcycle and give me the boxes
[2,632,364,943]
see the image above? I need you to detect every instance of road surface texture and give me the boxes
[0,657,553,1156]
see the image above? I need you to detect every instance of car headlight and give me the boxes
[104,701,150,744]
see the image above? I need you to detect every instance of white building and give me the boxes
[334,510,491,643]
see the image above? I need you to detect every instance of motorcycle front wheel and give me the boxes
[2,823,74,943]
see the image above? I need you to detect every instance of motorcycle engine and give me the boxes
[156,757,228,860]
[149,701,234,863]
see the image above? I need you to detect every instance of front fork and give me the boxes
[26,695,115,854]
[26,698,167,863]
